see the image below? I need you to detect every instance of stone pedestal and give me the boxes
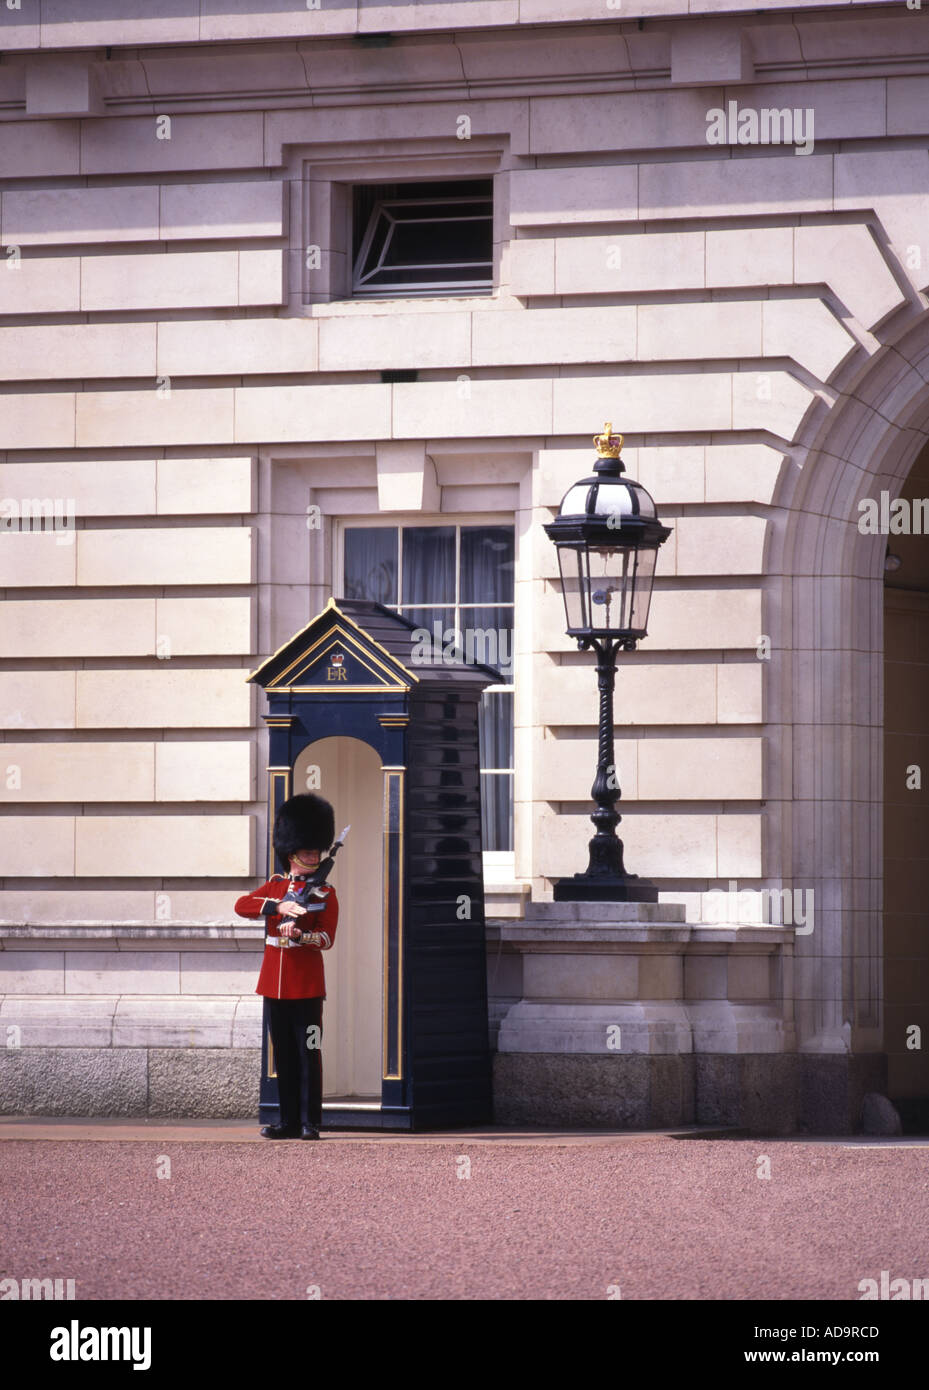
[487,900,797,1133]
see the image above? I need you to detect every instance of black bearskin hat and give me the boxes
[273,793,335,871]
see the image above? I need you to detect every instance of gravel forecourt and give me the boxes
[1,1128,927,1301]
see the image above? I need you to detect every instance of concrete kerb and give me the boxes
[0,1116,747,1145]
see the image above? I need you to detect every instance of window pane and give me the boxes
[363,213,392,276]
[402,607,456,657]
[361,265,486,290]
[478,690,513,769]
[361,263,489,290]
[391,199,492,223]
[460,527,515,604]
[402,526,455,604]
[481,772,513,852]
[353,180,493,294]
[343,528,397,605]
[459,607,513,679]
[353,180,489,260]
[388,216,491,269]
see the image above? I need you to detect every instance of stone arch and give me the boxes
[764,309,929,1103]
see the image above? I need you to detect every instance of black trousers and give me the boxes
[266,996,324,1130]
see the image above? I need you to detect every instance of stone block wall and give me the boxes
[3,3,928,1119]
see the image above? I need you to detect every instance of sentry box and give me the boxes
[247,598,500,1131]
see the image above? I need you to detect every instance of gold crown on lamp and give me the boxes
[593,422,623,458]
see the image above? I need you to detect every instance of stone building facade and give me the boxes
[1,0,927,1132]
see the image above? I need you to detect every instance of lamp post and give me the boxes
[543,423,672,902]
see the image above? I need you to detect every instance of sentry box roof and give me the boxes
[247,596,502,693]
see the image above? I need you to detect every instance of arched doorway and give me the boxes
[293,736,384,1102]
[882,443,929,1128]
[768,308,929,1129]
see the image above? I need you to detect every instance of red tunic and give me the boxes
[235,875,339,1000]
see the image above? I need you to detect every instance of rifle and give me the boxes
[301,825,351,895]
[277,826,351,939]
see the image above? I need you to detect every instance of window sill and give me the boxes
[302,292,522,318]
[483,853,521,889]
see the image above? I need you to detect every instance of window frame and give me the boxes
[351,186,494,299]
[333,515,516,868]
[295,148,505,307]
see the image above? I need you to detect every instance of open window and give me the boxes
[351,179,493,298]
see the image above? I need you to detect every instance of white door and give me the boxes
[293,736,384,1098]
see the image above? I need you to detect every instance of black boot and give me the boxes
[300,1124,320,1140]
[260,1123,300,1139]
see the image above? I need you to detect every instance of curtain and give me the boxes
[460,526,514,603]
[344,527,397,606]
[401,526,455,604]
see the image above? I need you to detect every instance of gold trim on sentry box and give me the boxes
[279,686,411,695]
[381,767,405,1082]
[249,601,419,686]
[267,768,291,873]
[268,624,412,691]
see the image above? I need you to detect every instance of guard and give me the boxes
[234,793,340,1140]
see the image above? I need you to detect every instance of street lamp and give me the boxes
[543,423,672,902]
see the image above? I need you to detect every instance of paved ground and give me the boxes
[1,1119,927,1300]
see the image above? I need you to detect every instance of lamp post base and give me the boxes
[552,874,659,903]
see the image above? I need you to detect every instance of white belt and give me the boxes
[265,935,301,948]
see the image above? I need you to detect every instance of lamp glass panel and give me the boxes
[594,479,637,521]
[586,544,636,632]
[554,541,660,635]
[559,482,595,517]
[629,546,658,631]
[555,543,587,631]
